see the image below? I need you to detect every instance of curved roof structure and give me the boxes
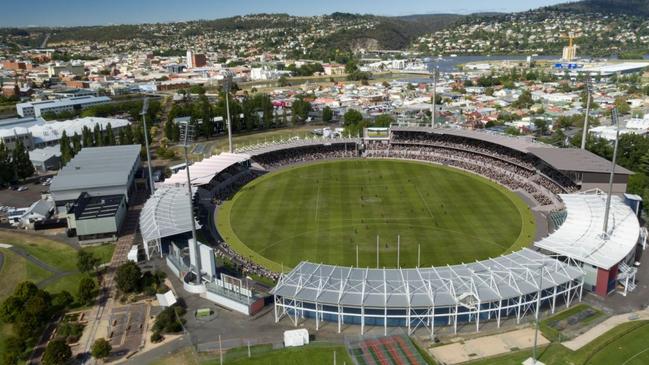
[271,249,583,308]
[239,137,360,156]
[534,191,640,269]
[160,153,250,187]
[139,186,199,244]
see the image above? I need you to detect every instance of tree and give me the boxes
[115,261,142,293]
[77,250,100,273]
[513,90,533,109]
[374,114,395,127]
[533,119,549,136]
[0,142,13,185]
[343,109,363,126]
[2,336,26,365]
[640,150,649,176]
[42,339,71,365]
[11,140,34,180]
[59,131,73,165]
[322,106,333,123]
[71,132,82,154]
[291,98,311,124]
[82,126,93,147]
[93,123,103,147]
[78,277,97,305]
[91,338,112,360]
[104,123,116,145]
[614,97,631,114]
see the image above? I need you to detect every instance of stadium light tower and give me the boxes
[602,108,620,237]
[580,79,593,150]
[180,122,202,285]
[222,71,235,153]
[426,58,440,127]
[141,97,154,194]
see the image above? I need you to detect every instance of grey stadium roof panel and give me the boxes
[528,147,633,175]
[271,248,583,308]
[49,145,141,193]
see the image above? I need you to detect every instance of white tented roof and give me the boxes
[272,249,583,308]
[534,191,640,270]
[160,153,250,187]
[139,186,200,243]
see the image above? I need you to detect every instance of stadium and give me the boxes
[139,126,646,337]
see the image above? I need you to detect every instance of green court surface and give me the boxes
[217,159,536,271]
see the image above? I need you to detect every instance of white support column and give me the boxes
[476,303,480,333]
[274,296,279,323]
[337,305,342,333]
[315,303,320,331]
[566,280,574,308]
[516,296,523,324]
[496,300,502,328]
[431,307,435,340]
[453,304,459,334]
[551,286,558,314]
[361,306,365,335]
[579,279,584,302]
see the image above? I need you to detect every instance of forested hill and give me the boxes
[550,0,649,17]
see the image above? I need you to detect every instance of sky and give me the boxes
[1,0,572,27]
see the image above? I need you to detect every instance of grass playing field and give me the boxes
[217,159,536,271]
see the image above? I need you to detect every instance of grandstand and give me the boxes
[139,126,644,336]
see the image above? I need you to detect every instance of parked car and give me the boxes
[17,186,28,192]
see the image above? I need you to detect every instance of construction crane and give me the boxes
[560,32,576,48]
[560,32,578,62]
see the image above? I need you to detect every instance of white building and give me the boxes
[16,96,111,117]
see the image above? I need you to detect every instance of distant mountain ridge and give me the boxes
[550,0,649,17]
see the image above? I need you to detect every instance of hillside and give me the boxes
[314,14,463,52]
[551,0,649,17]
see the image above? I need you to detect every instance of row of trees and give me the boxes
[342,108,394,136]
[59,122,147,164]
[0,141,35,185]
[164,90,313,142]
[43,99,161,122]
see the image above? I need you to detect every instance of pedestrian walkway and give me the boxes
[429,328,549,364]
[562,308,649,351]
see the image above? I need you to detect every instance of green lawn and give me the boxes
[217,159,536,271]
[0,248,52,302]
[0,230,78,271]
[466,320,649,365]
[83,244,116,264]
[218,344,352,365]
[43,272,95,296]
[540,304,606,342]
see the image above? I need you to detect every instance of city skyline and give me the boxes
[2,0,571,27]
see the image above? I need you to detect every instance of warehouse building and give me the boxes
[48,145,141,243]
[16,95,111,117]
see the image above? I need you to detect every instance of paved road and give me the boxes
[123,336,193,365]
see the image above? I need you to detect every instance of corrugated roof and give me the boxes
[49,144,141,193]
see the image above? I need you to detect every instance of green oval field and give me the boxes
[216,159,536,271]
